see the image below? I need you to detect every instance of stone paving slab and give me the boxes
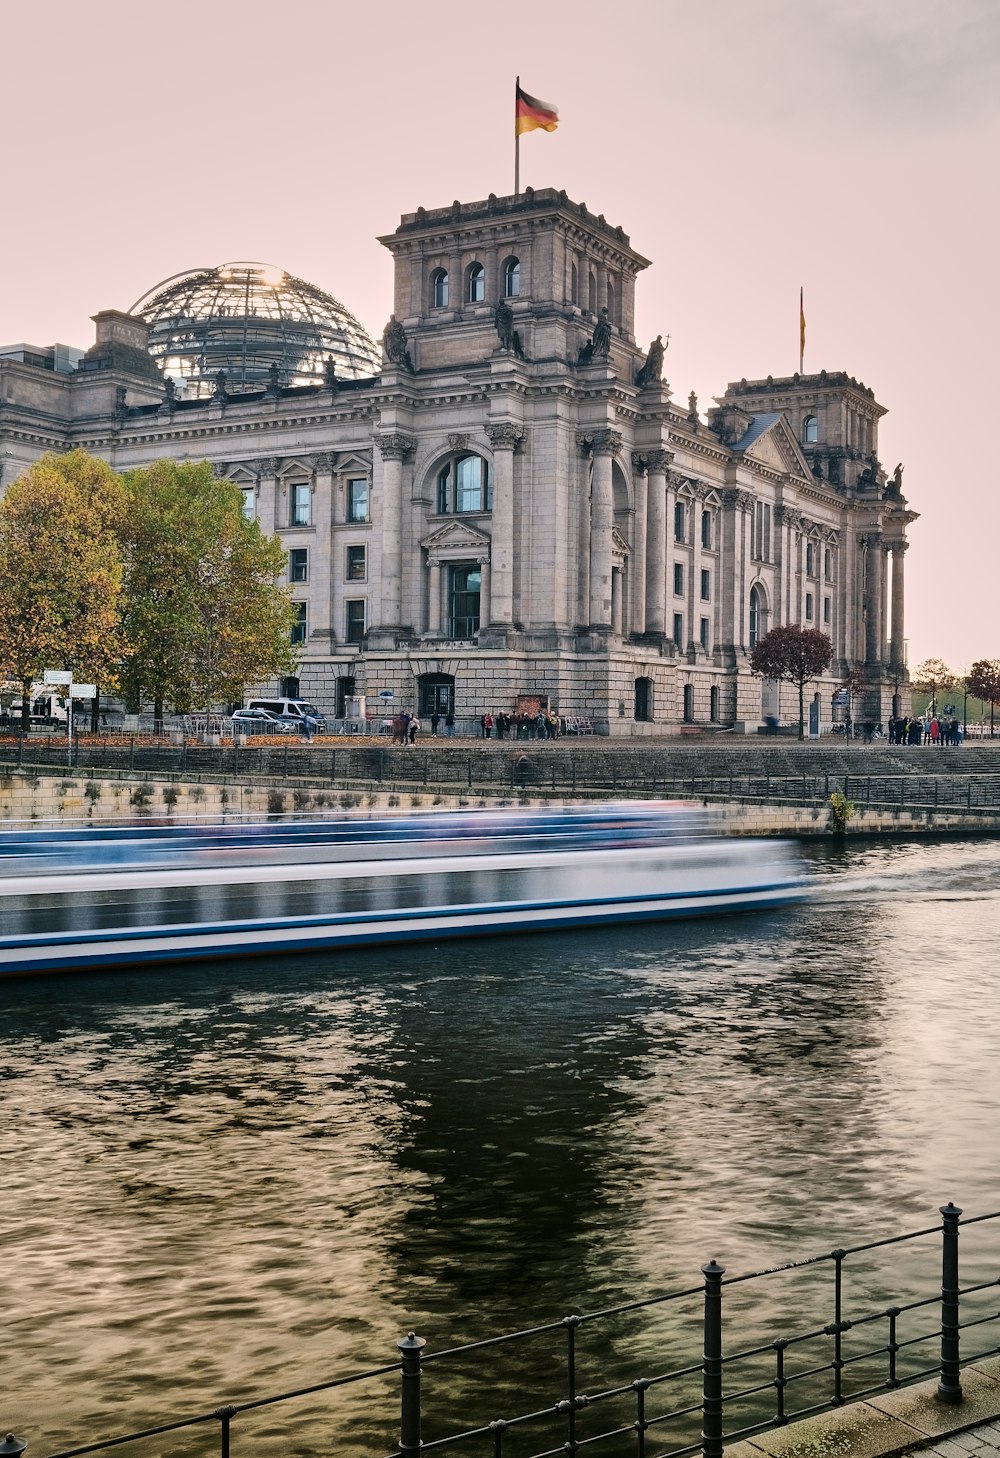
[724,1366,1000,1458]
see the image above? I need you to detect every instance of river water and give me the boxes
[4,836,1000,1458]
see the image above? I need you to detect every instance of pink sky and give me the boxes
[3,0,998,671]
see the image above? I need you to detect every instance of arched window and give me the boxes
[431,268,449,308]
[419,672,455,719]
[437,452,491,514]
[467,263,485,303]
[803,415,818,444]
[571,262,578,304]
[503,257,520,297]
[749,585,763,647]
[683,684,695,722]
[634,677,653,722]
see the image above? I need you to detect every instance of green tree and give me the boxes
[750,626,833,741]
[0,451,126,735]
[911,657,955,717]
[121,460,297,719]
[967,660,1000,738]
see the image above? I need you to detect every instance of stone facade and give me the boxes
[0,188,916,734]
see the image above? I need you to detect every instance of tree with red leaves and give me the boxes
[750,626,833,740]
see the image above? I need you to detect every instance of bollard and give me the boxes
[937,1202,963,1403]
[701,1260,725,1458]
[0,1438,27,1458]
[397,1331,426,1458]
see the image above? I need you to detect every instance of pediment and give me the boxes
[421,519,492,555]
[743,417,813,479]
[612,525,631,557]
[335,451,372,474]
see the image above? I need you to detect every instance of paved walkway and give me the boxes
[727,1358,1000,1458]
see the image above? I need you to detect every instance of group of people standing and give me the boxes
[480,710,560,740]
[887,714,962,746]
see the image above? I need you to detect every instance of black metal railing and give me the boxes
[6,743,1000,817]
[10,1203,1000,1458]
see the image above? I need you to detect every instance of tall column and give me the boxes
[862,531,882,666]
[479,557,491,631]
[645,450,670,637]
[611,565,623,635]
[630,452,649,635]
[585,429,621,628]
[313,453,335,645]
[374,433,414,632]
[879,543,890,666]
[427,558,442,635]
[889,542,907,669]
[484,422,523,628]
[255,456,277,536]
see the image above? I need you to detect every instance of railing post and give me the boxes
[214,1405,237,1458]
[397,1331,426,1458]
[828,1247,847,1404]
[0,1435,28,1458]
[701,1259,725,1458]
[633,1377,650,1458]
[937,1202,963,1404]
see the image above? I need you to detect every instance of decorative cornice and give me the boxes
[375,432,415,461]
[484,422,524,452]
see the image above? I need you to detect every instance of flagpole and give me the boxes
[799,286,804,374]
[514,75,520,196]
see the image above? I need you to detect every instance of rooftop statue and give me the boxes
[635,334,668,388]
[493,298,525,359]
[383,315,414,373]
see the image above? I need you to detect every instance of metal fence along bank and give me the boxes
[8,1203,1000,1458]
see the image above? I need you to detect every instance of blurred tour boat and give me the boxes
[0,804,805,975]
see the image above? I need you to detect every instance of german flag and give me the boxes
[516,84,559,136]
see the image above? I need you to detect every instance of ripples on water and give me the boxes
[3,837,1000,1455]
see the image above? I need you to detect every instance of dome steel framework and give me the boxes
[130,262,380,398]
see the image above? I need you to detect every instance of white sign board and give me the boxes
[43,670,72,686]
[71,684,97,699]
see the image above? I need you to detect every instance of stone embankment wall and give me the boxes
[0,770,995,837]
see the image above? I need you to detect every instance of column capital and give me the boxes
[375,433,415,461]
[255,456,278,476]
[578,428,623,458]
[888,539,909,556]
[720,487,755,512]
[646,448,673,475]
[484,422,524,451]
[631,451,649,475]
[861,530,883,549]
[313,452,335,472]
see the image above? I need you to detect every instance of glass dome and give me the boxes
[130,262,380,398]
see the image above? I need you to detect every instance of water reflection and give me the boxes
[4,838,1000,1454]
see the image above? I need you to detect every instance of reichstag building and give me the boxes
[0,188,915,734]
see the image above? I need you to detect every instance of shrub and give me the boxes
[829,792,856,833]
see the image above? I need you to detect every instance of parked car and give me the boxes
[231,708,298,735]
[246,697,327,733]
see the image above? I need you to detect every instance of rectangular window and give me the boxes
[673,562,683,596]
[290,602,307,645]
[824,547,831,580]
[346,545,366,581]
[823,596,831,625]
[345,599,366,644]
[805,592,814,621]
[752,501,772,562]
[700,616,710,650]
[701,509,712,549]
[347,478,368,523]
[806,543,815,576]
[241,487,255,521]
[288,548,308,583]
[674,501,686,543]
[291,482,310,527]
[449,563,482,639]
[700,569,710,601]
[673,612,684,649]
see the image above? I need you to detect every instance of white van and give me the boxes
[245,697,327,732]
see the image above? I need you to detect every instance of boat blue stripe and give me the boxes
[0,894,803,974]
[0,879,802,955]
